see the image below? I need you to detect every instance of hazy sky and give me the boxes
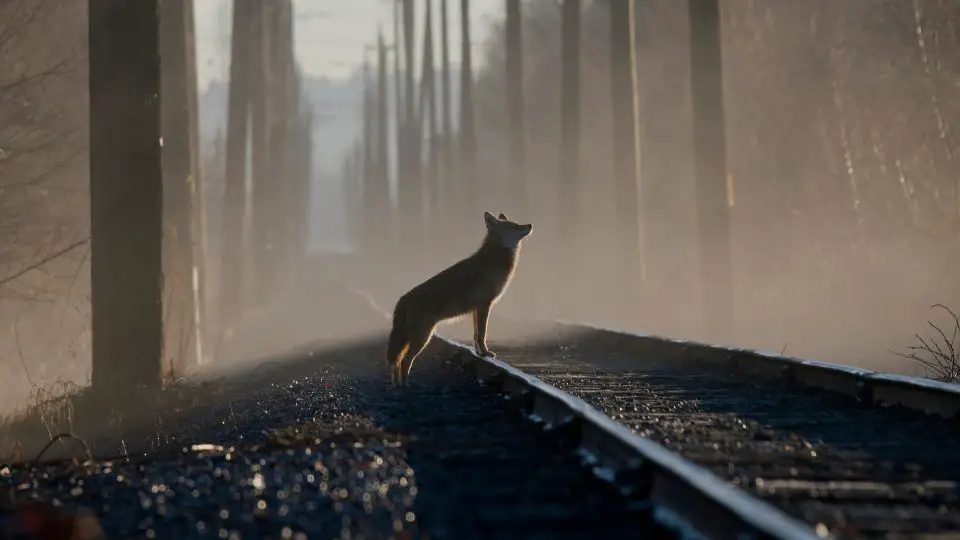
[193,0,503,91]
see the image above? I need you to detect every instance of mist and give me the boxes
[191,0,960,382]
[317,0,960,379]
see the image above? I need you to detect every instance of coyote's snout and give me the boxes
[386,211,533,387]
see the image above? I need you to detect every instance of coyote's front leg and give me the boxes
[473,301,496,357]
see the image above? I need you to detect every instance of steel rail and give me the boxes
[541,319,960,419]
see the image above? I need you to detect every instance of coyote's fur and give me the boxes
[386,211,533,387]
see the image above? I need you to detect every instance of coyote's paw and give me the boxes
[475,347,496,358]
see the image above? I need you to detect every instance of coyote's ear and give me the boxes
[498,213,508,220]
[484,211,498,228]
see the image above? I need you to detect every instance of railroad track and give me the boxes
[5,265,957,538]
[330,261,960,540]
[0,342,666,540]
[0,283,680,540]
[492,329,960,539]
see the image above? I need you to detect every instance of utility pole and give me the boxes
[505,0,526,217]
[609,0,645,287]
[89,0,164,391]
[689,0,734,341]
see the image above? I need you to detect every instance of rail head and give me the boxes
[438,336,829,540]
[552,319,960,419]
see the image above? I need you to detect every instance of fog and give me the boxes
[294,0,960,381]
[151,0,960,387]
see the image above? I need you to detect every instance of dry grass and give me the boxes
[0,378,81,464]
[0,377,229,466]
[896,304,960,383]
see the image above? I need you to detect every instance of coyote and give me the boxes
[386,211,533,387]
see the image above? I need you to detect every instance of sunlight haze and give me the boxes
[193,0,501,90]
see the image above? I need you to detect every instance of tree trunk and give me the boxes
[160,0,200,376]
[219,0,253,345]
[266,0,297,290]
[459,0,477,225]
[291,97,313,273]
[558,0,582,315]
[688,0,734,341]
[440,0,453,219]
[560,0,581,240]
[247,1,271,309]
[420,0,439,225]
[362,59,377,252]
[89,0,165,391]
[182,0,210,367]
[394,0,405,133]
[377,32,392,255]
[505,0,526,217]
[400,0,422,238]
[609,0,645,287]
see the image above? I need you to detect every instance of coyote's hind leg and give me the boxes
[386,325,409,389]
[400,325,435,387]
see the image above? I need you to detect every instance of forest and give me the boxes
[459,0,960,379]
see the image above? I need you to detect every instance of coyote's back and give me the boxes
[387,211,533,387]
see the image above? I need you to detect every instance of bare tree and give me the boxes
[0,0,87,299]
[0,0,90,408]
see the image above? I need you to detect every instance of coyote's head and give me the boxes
[483,211,533,249]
